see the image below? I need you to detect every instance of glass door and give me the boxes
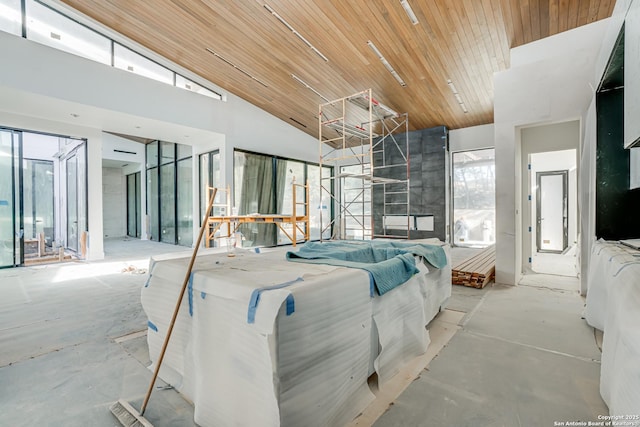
[60,140,87,255]
[0,129,21,268]
[66,152,78,252]
[127,172,141,238]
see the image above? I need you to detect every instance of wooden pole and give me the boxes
[140,187,218,416]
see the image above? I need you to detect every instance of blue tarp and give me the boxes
[286,240,447,295]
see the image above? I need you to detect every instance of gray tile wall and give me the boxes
[373,126,448,240]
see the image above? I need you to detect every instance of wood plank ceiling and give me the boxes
[61,0,614,138]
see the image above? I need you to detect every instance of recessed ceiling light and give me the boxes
[400,0,419,25]
[264,4,329,62]
[367,41,407,87]
[206,48,269,88]
[289,117,307,128]
[447,79,468,113]
[291,74,329,101]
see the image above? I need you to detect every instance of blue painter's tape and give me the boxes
[247,277,304,324]
[188,272,195,317]
[254,247,261,254]
[528,226,532,232]
[368,272,375,297]
[201,291,206,299]
[285,294,295,315]
[144,275,152,288]
[148,320,158,332]
[528,195,532,201]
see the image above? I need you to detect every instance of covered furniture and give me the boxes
[142,239,451,427]
[585,240,640,417]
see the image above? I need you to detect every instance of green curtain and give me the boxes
[238,154,277,246]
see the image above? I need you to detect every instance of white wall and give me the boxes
[0,31,318,258]
[449,124,495,153]
[493,19,609,286]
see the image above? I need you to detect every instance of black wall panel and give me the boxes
[596,88,640,239]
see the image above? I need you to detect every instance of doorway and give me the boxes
[528,149,577,277]
[536,170,568,253]
[0,128,87,267]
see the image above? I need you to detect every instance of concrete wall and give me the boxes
[493,19,609,286]
[102,167,126,238]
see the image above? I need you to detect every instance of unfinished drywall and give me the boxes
[493,19,608,285]
[449,124,494,153]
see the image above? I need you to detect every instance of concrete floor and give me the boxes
[375,272,607,426]
[0,240,607,426]
[0,238,196,427]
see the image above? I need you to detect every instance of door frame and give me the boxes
[536,169,568,254]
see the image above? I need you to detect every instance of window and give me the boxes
[159,162,175,243]
[234,151,277,247]
[26,0,111,65]
[199,150,221,221]
[176,75,222,100]
[146,141,192,246]
[340,164,371,239]
[177,158,193,246]
[0,0,22,36]
[114,43,173,84]
[452,148,495,247]
[277,160,305,245]
[7,1,224,99]
[307,164,332,240]
[234,150,333,247]
[126,172,141,238]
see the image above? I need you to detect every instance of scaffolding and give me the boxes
[319,89,410,241]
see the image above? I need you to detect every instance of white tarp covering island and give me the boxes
[585,240,640,419]
[141,239,451,427]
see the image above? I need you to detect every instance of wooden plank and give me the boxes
[452,245,495,288]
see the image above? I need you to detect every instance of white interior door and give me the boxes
[537,171,568,253]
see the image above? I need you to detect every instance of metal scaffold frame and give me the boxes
[318,89,410,241]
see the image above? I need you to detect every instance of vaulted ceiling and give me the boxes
[60,0,614,138]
